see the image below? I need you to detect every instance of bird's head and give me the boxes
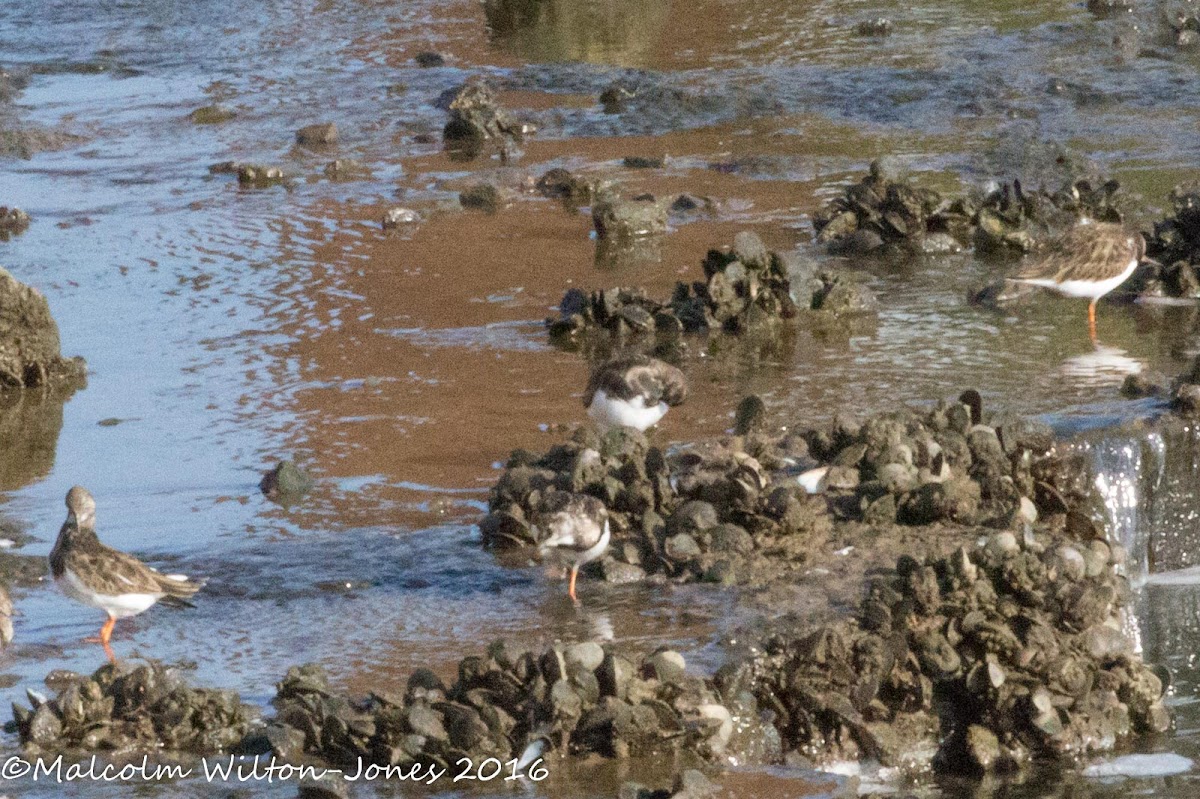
[65,485,97,528]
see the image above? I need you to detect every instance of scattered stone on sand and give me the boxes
[534,167,609,207]
[0,267,87,389]
[382,207,421,230]
[324,159,372,181]
[187,104,236,125]
[460,183,508,213]
[0,206,30,240]
[441,80,529,159]
[235,164,287,187]
[260,460,315,502]
[600,82,636,114]
[546,230,874,352]
[12,661,256,755]
[413,51,446,68]
[623,156,666,170]
[592,190,669,240]
[296,122,338,147]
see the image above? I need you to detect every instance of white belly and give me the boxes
[587,389,668,432]
[573,522,611,568]
[1021,258,1139,300]
[57,569,163,619]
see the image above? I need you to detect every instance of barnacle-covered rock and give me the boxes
[1138,183,1200,299]
[0,267,87,390]
[795,390,1078,528]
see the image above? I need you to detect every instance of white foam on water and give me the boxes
[1083,752,1193,778]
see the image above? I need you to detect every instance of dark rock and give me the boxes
[413,51,446,68]
[623,155,665,169]
[259,460,315,502]
[734,395,767,436]
[442,80,527,158]
[460,183,505,213]
[855,18,893,36]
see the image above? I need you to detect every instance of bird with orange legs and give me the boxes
[537,493,610,604]
[1011,222,1146,344]
[49,486,203,662]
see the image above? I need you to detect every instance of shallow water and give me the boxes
[5,0,1200,795]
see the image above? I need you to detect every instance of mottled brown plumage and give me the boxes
[1015,223,1144,286]
[1012,223,1145,342]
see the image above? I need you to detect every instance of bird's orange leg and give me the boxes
[568,566,580,604]
[84,616,116,643]
[86,617,118,663]
[99,616,115,646]
[1088,300,1098,344]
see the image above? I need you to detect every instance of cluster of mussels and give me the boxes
[546,231,877,353]
[481,391,1090,587]
[262,642,778,770]
[729,527,1168,773]
[792,392,1087,528]
[813,161,1123,258]
[1137,182,1200,298]
[11,662,256,755]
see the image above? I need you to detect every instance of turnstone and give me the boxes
[537,493,610,603]
[584,355,687,433]
[48,486,202,661]
[1011,222,1145,342]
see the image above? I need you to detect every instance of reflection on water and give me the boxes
[0,388,69,492]
[1060,344,1144,383]
[484,0,671,66]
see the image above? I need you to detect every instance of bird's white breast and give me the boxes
[588,389,668,432]
[57,569,163,618]
[1021,258,1140,300]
